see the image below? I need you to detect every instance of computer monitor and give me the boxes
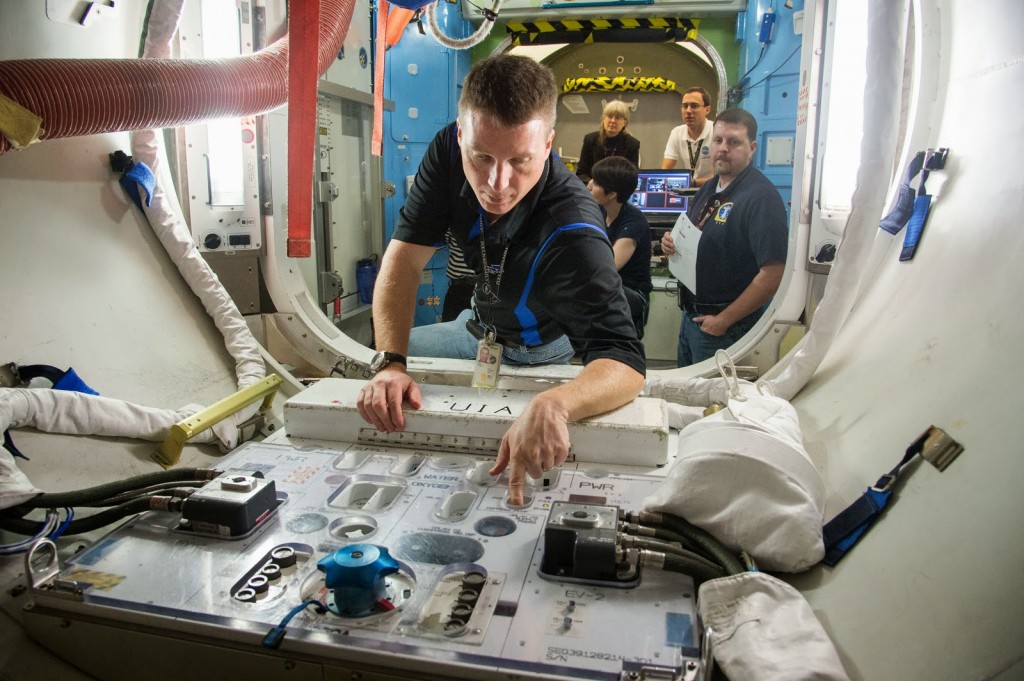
[629,169,693,225]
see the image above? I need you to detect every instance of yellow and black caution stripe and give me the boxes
[507,17,698,47]
[562,76,676,93]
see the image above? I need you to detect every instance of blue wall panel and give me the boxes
[734,0,803,219]
[382,6,472,327]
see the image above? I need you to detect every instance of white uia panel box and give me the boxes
[284,378,671,467]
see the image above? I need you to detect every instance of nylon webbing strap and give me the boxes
[822,431,931,566]
[119,160,156,211]
[878,151,925,235]
[877,148,948,261]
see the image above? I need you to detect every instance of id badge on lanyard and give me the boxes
[471,327,502,389]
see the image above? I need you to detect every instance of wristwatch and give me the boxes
[369,351,407,374]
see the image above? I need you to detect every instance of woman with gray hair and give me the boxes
[575,100,640,184]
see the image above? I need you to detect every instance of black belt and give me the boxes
[467,316,526,348]
[684,302,729,316]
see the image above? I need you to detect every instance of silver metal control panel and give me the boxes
[23,437,699,681]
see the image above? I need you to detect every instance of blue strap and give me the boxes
[16,364,99,395]
[877,149,948,247]
[52,367,100,395]
[118,160,156,210]
[822,432,928,566]
[822,488,892,566]
[898,194,933,262]
[878,151,925,235]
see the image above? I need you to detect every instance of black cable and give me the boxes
[660,552,728,586]
[91,482,202,507]
[737,45,801,95]
[735,43,768,91]
[7,468,218,510]
[0,496,181,537]
[654,513,746,576]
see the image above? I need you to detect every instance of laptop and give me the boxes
[629,169,694,227]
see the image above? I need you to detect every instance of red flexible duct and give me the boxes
[0,0,355,156]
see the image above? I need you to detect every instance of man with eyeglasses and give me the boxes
[661,86,714,187]
[661,108,788,367]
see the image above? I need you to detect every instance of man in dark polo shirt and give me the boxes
[357,55,646,505]
[661,108,788,367]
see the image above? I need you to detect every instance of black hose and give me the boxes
[0,496,176,536]
[660,553,728,586]
[90,482,203,507]
[647,526,703,554]
[6,468,217,509]
[655,513,746,576]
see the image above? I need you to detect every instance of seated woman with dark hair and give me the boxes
[587,157,653,339]
[575,100,640,185]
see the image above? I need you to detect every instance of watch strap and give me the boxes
[379,352,406,367]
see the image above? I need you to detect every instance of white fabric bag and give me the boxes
[699,572,850,681]
[643,392,825,572]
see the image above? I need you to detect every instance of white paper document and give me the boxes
[666,212,701,294]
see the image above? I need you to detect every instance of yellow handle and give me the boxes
[153,374,284,468]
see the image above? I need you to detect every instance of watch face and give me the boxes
[370,352,386,373]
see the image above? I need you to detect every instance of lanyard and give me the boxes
[695,191,725,230]
[477,214,512,324]
[686,137,704,170]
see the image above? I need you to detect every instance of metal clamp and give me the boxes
[923,147,948,171]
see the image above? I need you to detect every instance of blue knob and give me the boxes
[317,544,399,615]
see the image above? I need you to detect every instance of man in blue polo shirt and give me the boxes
[661,108,788,367]
[357,55,645,505]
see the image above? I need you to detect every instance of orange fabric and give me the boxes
[372,0,388,157]
[286,0,320,258]
[385,7,415,47]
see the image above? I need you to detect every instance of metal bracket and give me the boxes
[319,270,344,304]
[0,362,26,388]
[918,425,963,472]
[923,147,948,171]
[330,356,369,379]
[236,411,267,445]
[25,539,61,590]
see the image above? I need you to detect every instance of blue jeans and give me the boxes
[409,308,574,366]
[677,309,761,367]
